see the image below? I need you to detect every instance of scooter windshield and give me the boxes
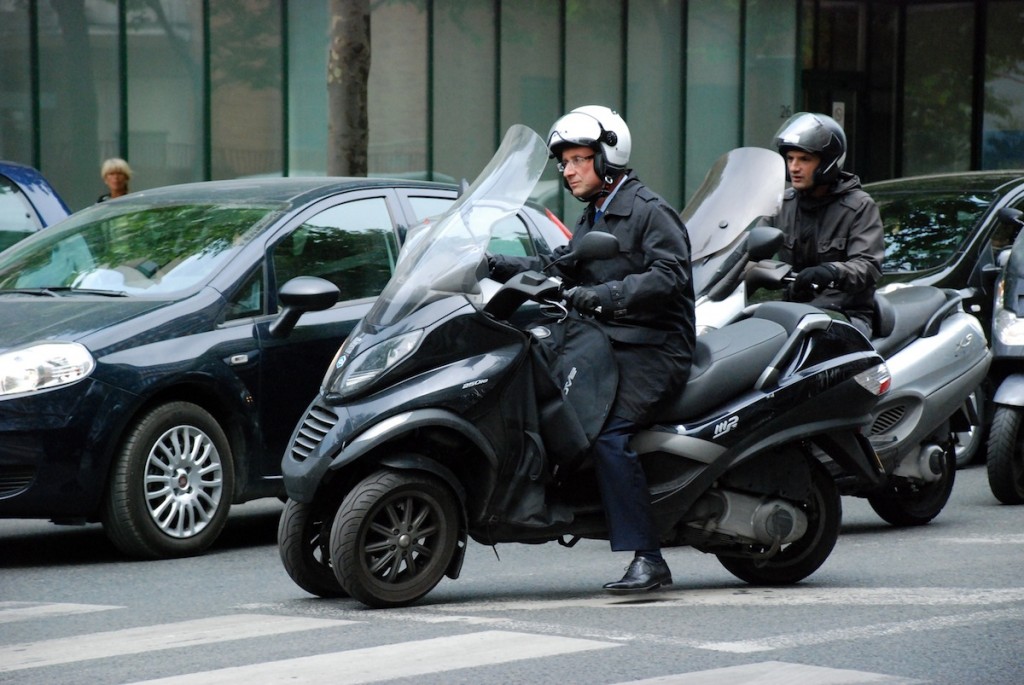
[682,147,785,295]
[363,124,550,328]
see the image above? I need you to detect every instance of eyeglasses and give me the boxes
[556,154,595,173]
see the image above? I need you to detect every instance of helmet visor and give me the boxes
[547,111,604,151]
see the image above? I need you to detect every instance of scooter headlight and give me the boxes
[0,342,95,396]
[325,330,423,398]
[994,308,1024,346]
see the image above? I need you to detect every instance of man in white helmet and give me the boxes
[490,105,695,593]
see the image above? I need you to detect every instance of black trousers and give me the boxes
[592,416,659,552]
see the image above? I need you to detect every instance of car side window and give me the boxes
[990,198,1024,253]
[225,268,263,320]
[0,176,40,252]
[488,214,537,257]
[273,197,398,307]
[406,194,537,258]
[407,196,452,223]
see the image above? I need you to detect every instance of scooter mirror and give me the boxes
[269,276,341,339]
[571,231,620,261]
[746,226,783,261]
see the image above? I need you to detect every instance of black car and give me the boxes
[0,177,568,558]
[871,170,1024,330]
[869,170,1024,466]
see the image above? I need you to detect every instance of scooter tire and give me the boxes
[986,406,1024,504]
[716,458,841,585]
[330,469,460,609]
[278,498,349,598]
[867,446,956,526]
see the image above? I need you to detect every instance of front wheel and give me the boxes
[102,401,234,558]
[986,406,1024,504]
[867,444,956,526]
[278,498,349,598]
[717,458,841,585]
[330,470,461,608]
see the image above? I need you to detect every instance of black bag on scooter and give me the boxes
[529,314,618,474]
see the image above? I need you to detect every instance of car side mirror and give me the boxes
[268,276,340,339]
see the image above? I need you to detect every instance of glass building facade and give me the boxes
[1,0,1022,225]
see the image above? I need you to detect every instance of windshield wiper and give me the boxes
[0,287,128,298]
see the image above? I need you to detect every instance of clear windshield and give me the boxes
[681,147,785,294]
[364,124,550,328]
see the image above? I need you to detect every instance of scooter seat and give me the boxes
[651,317,788,423]
[872,286,951,358]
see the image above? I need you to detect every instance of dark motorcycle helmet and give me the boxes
[774,112,847,186]
[547,105,631,187]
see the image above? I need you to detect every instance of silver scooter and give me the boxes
[744,259,991,525]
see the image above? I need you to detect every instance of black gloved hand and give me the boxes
[566,286,602,316]
[793,264,839,294]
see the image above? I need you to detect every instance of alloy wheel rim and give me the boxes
[144,425,224,538]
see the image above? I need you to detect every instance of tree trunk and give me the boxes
[327,0,370,176]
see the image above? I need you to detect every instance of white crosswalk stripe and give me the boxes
[126,629,619,684]
[0,601,121,623]
[0,613,355,673]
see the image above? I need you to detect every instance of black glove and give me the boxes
[566,286,602,316]
[794,264,839,294]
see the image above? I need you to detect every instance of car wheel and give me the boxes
[867,444,956,526]
[330,469,460,609]
[953,385,986,468]
[986,406,1024,504]
[716,457,841,585]
[103,401,234,559]
[278,497,348,598]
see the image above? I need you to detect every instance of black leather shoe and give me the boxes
[603,556,672,594]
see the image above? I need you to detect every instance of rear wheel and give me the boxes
[330,470,461,608]
[868,444,956,526]
[102,401,234,558]
[278,498,349,598]
[986,406,1024,504]
[953,385,986,468]
[717,458,840,585]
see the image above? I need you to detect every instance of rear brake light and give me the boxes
[854,363,891,396]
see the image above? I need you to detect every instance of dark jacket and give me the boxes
[492,172,695,423]
[774,171,884,329]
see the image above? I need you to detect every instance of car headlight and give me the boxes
[0,342,96,396]
[994,308,1024,346]
[326,330,423,398]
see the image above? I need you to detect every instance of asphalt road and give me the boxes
[1,464,1021,684]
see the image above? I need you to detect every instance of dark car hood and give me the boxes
[0,298,168,350]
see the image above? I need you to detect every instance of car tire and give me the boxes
[102,401,234,559]
[986,406,1024,504]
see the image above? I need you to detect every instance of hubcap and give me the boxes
[144,425,223,538]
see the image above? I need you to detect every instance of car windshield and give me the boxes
[0,200,282,296]
[876,190,994,272]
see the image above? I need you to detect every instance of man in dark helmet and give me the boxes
[772,111,884,336]
[490,105,695,593]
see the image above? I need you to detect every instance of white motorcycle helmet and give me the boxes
[547,105,631,185]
